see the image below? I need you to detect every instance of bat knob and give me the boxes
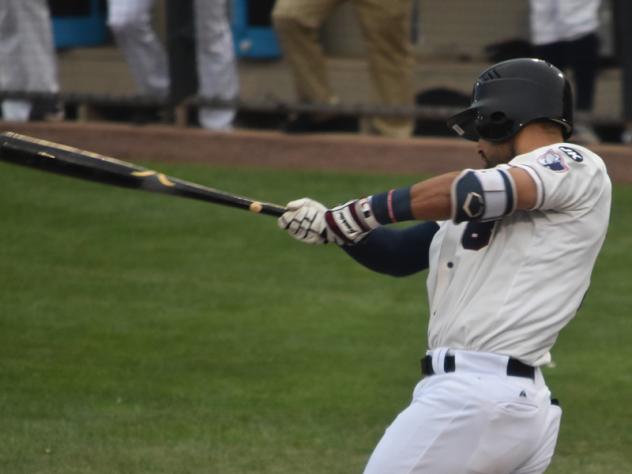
[249,201,263,213]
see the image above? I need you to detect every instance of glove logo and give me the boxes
[338,213,355,234]
[360,200,373,219]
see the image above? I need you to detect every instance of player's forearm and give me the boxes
[395,167,536,223]
[410,172,460,221]
[282,167,536,247]
[366,171,459,226]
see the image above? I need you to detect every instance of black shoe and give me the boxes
[29,97,64,121]
[282,113,358,133]
[131,107,170,125]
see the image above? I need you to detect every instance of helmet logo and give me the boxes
[480,68,501,82]
[452,124,465,136]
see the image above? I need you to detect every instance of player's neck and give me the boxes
[514,124,565,155]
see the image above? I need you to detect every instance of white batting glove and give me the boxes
[278,198,329,244]
[323,198,381,245]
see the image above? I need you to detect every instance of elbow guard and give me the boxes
[451,168,517,223]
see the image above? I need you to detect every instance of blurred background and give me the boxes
[1,0,630,142]
[1,3,631,473]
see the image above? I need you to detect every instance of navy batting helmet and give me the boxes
[446,58,573,142]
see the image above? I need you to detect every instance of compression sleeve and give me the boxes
[341,221,440,277]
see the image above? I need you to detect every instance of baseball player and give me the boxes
[278,58,612,473]
[107,0,238,130]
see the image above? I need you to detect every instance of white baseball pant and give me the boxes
[363,350,562,474]
[0,0,58,121]
[107,0,170,96]
[107,0,238,130]
[193,0,238,131]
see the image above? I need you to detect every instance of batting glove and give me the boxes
[323,198,381,245]
[278,198,329,244]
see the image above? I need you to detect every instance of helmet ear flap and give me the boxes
[475,110,515,142]
[490,111,508,123]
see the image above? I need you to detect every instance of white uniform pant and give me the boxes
[364,350,562,474]
[107,0,238,130]
[529,0,601,45]
[0,0,58,121]
[107,0,169,96]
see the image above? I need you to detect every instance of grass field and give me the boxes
[0,162,630,474]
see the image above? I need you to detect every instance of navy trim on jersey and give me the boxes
[462,221,497,250]
[342,221,440,276]
[520,164,546,209]
[498,169,515,215]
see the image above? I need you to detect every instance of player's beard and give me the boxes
[478,139,515,168]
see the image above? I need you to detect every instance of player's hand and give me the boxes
[278,198,329,244]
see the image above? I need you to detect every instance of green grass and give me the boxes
[0,162,630,473]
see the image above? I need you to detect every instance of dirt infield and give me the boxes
[3,121,632,182]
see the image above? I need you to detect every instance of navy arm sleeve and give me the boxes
[341,221,440,277]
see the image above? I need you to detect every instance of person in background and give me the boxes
[0,0,62,122]
[107,0,238,130]
[272,0,414,138]
[529,0,602,144]
[614,0,632,144]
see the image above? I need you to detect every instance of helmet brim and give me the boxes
[446,108,480,141]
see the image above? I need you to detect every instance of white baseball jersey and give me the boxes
[426,143,611,366]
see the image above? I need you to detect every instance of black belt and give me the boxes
[421,354,535,380]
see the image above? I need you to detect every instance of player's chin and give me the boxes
[477,150,492,169]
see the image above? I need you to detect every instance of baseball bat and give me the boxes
[0,131,286,217]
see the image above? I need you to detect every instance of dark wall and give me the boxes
[48,0,106,17]
[248,0,276,26]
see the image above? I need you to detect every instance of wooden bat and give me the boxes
[0,131,286,217]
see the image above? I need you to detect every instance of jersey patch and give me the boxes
[559,146,584,162]
[537,150,569,172]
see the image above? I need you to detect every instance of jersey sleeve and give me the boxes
[506,144,608,212]
[342,221,439,277]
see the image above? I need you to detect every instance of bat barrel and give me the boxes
[0,131,287,218]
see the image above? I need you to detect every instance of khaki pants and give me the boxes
[272,0,414,138]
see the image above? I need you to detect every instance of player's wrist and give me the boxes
[324,187,414,245]
[324,198,380,245]
[369,187,414,224]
